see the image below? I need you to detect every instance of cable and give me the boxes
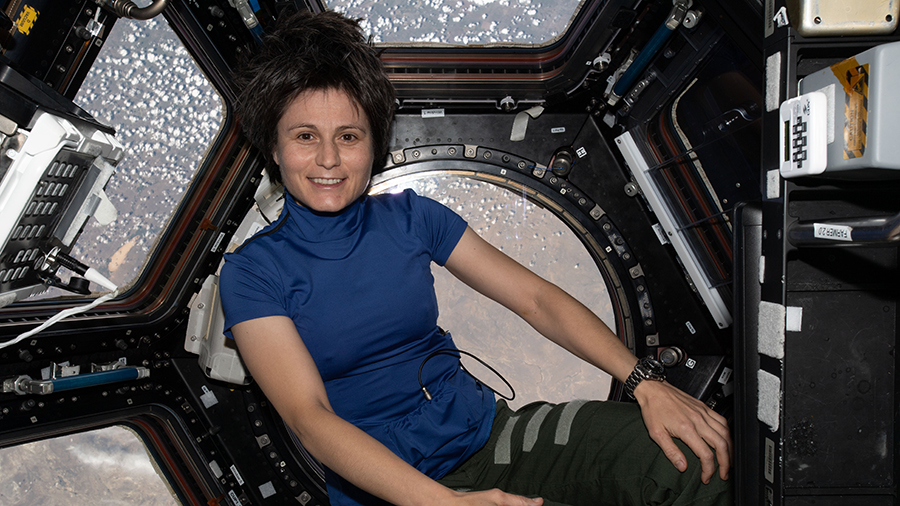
[0,289,119,351]
[0,251,120,351]
[417,348,515,401]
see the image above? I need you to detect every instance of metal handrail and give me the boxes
[788,210,900,247]
[103,0,168,20]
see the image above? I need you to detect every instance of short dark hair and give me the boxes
[233,10,396,185]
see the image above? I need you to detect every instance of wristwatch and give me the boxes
[624,356,666,399]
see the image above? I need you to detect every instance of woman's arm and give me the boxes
[443,227,732,484]
[232,315,543,506]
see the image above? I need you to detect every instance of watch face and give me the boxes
[642,357,665,377]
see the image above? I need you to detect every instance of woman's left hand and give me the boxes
[632,379,732,484]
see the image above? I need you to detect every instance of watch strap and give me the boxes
[624,356,665,399]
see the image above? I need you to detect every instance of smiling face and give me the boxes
[272,88,375,213]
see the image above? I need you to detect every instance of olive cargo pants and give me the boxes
[438,399,732,506]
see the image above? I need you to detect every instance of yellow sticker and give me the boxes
[831,58,868,159]
[15,5,40,36]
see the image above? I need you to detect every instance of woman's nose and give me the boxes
[316,140,340,169]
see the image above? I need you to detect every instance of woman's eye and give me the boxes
[297,132,314,141]
[341,133,357,142]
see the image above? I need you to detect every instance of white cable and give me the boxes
[0,289,119,351]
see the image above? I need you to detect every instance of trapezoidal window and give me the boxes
[0,425,178,504]
[36,16,224,299]
[324,0,587,46]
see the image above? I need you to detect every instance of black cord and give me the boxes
[417,348,515,401]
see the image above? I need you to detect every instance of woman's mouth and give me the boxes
[309,177,344,185]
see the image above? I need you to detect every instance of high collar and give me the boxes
[284,192,366,244]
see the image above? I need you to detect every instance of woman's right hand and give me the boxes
[448,489,543,506]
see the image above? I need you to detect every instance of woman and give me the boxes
[220,10,732,506]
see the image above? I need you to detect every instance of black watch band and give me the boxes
[624,356,666,399]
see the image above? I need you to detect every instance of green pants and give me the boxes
[438,400,732,506]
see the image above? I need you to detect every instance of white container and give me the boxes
[799,40,900,178]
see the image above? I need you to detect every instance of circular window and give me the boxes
[372,172,613,408]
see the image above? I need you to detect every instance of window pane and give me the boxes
[54,17,223,296]
[373,173,613,408]
[0,426,178,505]
[325,0,586,46]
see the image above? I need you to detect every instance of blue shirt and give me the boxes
[220,190,496,505]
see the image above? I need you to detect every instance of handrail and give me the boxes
[103,0,168,20]
[788,211,900,247]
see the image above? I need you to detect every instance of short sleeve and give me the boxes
[219,250,287,339]
[406,189,467,265]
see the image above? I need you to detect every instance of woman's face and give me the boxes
[272,88,374,213]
